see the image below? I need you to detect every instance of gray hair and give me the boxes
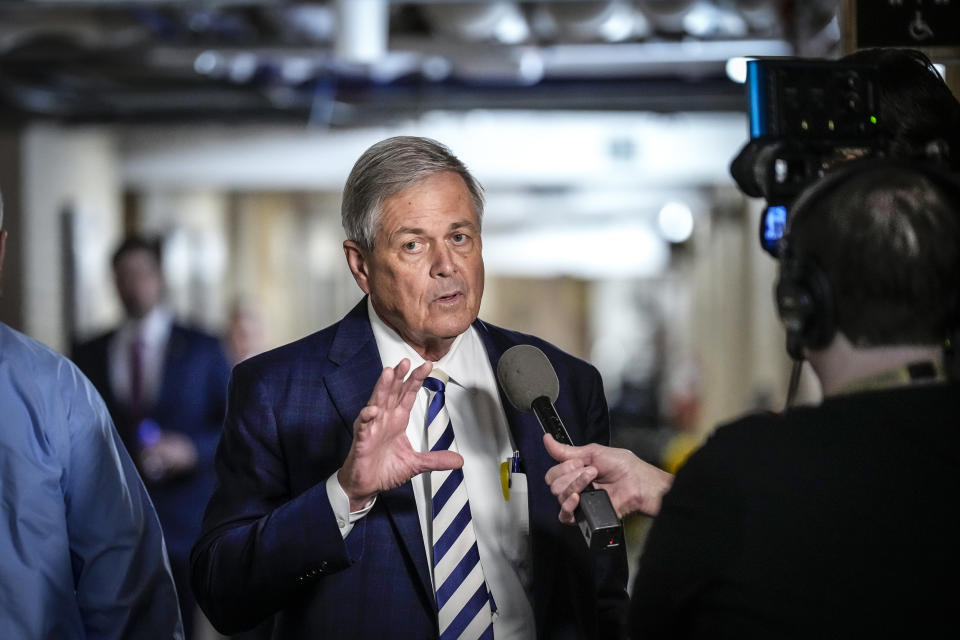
[341,136,485,250]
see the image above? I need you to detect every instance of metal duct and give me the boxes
[335,0,388,63]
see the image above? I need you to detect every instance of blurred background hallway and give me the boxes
[0,1,956,637]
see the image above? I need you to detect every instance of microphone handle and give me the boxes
[531,396,573,445]
[531,396,624,551]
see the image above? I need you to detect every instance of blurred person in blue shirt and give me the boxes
[0,193,183,638]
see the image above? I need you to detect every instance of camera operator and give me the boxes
[546,47,960,636]
[547,157,960,637]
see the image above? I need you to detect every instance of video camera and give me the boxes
[729,58,886,257]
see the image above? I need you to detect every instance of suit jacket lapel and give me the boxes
[324,299,382,436]
[473,319,561,634]
[155,325,187,414]
[324,297,435,610]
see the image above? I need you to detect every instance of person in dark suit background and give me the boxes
[191,136,628,639]
[72,235,231,640]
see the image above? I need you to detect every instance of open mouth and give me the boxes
[436,292,462,303]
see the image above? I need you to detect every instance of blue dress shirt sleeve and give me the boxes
[0,323,183,639]
[65,367,185,639]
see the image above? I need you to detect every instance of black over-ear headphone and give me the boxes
[775,249,835,361]
[773,157,857,362]
[774,157,960,364]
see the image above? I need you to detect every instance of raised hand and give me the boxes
[543,433,674,523]
[338,359,463,511]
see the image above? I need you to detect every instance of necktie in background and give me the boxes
[424,369,495,640]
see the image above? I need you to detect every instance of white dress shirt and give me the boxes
[326,299,535,639]
[108,306,174,409]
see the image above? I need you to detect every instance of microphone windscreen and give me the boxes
[497,344,560,412]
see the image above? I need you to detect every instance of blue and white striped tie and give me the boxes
[424,370,495,640]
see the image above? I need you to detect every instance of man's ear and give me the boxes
[343,240,371,294]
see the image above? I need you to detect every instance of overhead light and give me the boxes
[229,53,258,83]
[657,201,694,243]
[516,49,545,84]
[725,56,754,83]
[422,55,453,81]
[484,222,669,278]
[194,50,220,75]
[421,2,529,44]
[493,9,531,44]
[682,2,721,37]
[281,57,315,84]
[544,1,649,43]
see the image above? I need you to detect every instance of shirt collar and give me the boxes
[366,297,479,389]
[837,360,946,396]
[120,306,173,347]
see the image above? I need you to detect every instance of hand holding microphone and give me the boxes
[543,434,674,521]
[497,344,624,551]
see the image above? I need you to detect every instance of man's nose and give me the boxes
[430,244,456,277]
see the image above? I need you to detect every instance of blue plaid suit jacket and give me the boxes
[191,297,627,639]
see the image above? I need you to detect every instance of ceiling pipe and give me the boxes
[334,0,388,64]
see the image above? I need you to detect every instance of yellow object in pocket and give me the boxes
[500,460,511,501]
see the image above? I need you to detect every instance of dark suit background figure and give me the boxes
[72,236,230,640]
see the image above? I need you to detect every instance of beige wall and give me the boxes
[21,124,123,352]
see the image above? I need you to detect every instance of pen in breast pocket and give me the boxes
[501,451,521,501]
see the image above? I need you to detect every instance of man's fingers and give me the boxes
[356,404,380,427]
[387,359,412,404]
[394,358,412,380]
[399,360,432,410]
[547,467,594,501]
[367,358,417,417]
[556,467,598,502]
[545,458,586,485]
[403,360,433,394]
[416,450,464,474]
[559,493,580,525]
[409,360,433,382]
[548,465,596,526]
[543,433,582,463]
[368,365,398,409]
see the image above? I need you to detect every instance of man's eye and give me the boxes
[452,233,467,243]
[403,241,421,251]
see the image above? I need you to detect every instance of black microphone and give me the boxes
[497,344,623,552]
